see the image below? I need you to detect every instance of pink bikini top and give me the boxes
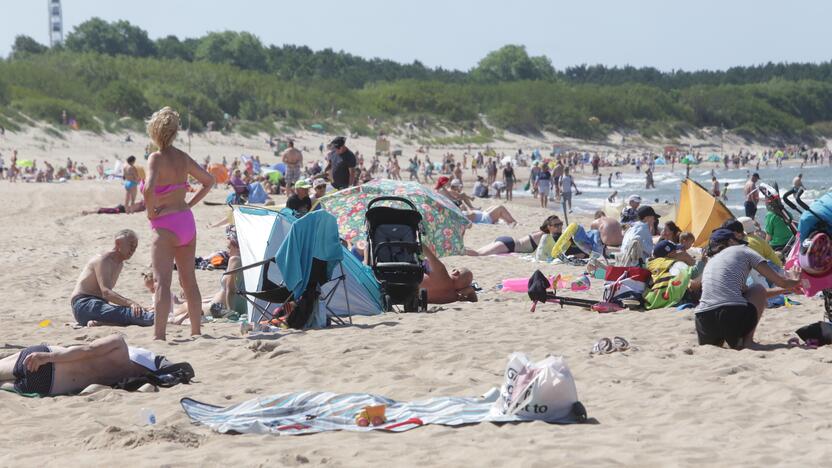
[154,183,188,195]
[139,180,188,195]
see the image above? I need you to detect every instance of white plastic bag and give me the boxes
[491,352,579,421]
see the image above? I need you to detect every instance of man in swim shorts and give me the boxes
[743,173,760,219]
[281,140,303,195]
[0,334,165,396]
[70,229,154,327]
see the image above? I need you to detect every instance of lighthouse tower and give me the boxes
[48,0,63,47]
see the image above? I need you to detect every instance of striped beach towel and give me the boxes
[181,388,577,435]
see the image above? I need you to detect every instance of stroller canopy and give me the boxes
[233,206,383,323]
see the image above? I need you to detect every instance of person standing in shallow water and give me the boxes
[143,107,214,341]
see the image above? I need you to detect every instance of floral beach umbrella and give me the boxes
[318,179,471,257]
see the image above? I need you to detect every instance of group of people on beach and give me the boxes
[0,150,88,183]
[2,105,828,398]
[2,107,214,396]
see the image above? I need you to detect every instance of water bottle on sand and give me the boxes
[139,408,156,426]
[240,316,249,336]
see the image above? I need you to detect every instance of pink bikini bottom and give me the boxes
[150,209,196,246]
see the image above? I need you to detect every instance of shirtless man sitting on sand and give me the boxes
[0,334,153,396]
[70,229,155,327]
[590,212,624,248]
[420,245,477,304]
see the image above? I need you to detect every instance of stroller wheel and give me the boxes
[382,294,393,312]
[404,293,420,313]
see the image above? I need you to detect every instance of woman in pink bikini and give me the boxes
[143,107,214,340]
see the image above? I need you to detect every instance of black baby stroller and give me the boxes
[365,196,428,312]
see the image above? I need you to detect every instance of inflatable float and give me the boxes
[551,223,579,258]
[785,192,832,296]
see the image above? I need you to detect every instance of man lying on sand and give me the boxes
[421,245,477,304]
[70,229,154,327]
[81,200,146,216]
[0,334,156,396]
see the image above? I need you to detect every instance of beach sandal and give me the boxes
[612,336,630,352]
[591,337,614,354]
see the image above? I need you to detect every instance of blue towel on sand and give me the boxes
[275,210,343,297]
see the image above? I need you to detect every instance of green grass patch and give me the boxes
[42,125,65,139]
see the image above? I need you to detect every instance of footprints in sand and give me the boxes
[248,340,294,359]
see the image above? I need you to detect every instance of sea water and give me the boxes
[513,163,832,220]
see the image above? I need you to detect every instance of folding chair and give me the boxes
[224,257,352,329]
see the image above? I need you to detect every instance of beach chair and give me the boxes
[225,257,352,329]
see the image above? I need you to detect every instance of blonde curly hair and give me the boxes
[146,107,180,149]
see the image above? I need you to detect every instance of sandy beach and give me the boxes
[2,128,832,467]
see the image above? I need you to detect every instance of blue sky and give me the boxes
[1,0,830,71]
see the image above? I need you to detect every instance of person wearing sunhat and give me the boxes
[694,228,801,350]
[325,136,356,190]
[448,179,477,210]
[310,177,327,201]
[434,176,475,210]
[620,194,642,224]
[619,205,660,266]
[286,179,312,216]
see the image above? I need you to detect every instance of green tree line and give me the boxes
[1,17,831,142]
